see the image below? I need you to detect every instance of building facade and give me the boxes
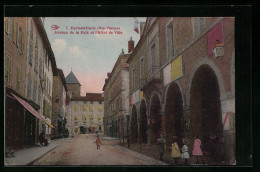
[103,39,134,140]
[52,68,68,138]
[127,17,235,164]
[5,17,27,150]
[4,17,58,150]
[25,17,57,141]
[65,71,104,135]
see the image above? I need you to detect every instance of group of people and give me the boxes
[157,134,204,165]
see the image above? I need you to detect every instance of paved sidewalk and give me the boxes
[114,145,168,165]
[4,138,70,166]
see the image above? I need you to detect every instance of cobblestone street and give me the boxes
[32,134,167,166]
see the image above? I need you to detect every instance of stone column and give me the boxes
[221,98,236,165]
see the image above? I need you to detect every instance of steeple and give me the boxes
[65,71,81,86]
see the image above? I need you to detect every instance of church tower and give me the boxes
[65,71,81,98]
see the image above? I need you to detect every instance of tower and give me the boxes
[65,71,81,98]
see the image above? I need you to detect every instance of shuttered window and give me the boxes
[27,76,31,99]
[34,49,38,72]
[15,68,20,91]
[33,82,37,102]
[5,56,12,86]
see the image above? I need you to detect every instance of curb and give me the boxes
[27,144,61,165]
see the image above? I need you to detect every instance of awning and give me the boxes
[11,93,45,121]
[45,121,55,128]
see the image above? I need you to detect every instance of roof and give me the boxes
[65,71,81,86]
[71,93,104,101]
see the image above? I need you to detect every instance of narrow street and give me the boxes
[32,134,167,165]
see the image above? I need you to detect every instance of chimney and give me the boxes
[140,22,145,36]
[128,37,135,53]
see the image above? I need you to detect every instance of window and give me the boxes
[167,22,174,58]
[74,105,78,112]
[82,106,86,111]
[29,41,33,65]
[38,86,41,105]
[8,17,14,40]
[89,106,93,112]
[99,101,102,104]
[74,115,78,121]
[90,101,93,104]
[34,49,38,72]
[98,106,102,111]
[30,19,33,39]
[89,115,93,122]
[15,68,20,91]
[35,33,38,48]
[33,82,37,102]
[83,101,87,104]
[151,43,156,66]
[27,76,31,99]
[132,68,135,90]
[18,26,23,52]
[5,17,10,34]
[198,17,205,34]
[97,115,102,122]
[39,59,42,78]
[82,114,86,122]
[140,58,144,83]
[5,56,12,85]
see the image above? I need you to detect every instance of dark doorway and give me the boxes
[150,94,162,144]
[140,100,148,143]
[24,111,36,148]
[165,82,183,147]
[190,65,222,156]
[131,105,138,143]
[5,98,24,150]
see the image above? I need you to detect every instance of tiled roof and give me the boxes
[71,93,104,101]
[65,71,81,86]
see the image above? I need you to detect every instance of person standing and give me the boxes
[171,136,181,165]
[181,139,190,165]
[157,134,165,161]
[192,136,203,164]
[96,135,101,149]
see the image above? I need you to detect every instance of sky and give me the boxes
[44,17,146,96]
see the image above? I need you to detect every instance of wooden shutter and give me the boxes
[16,24,19,47]
[12,18,16,43]
[21,31,24,53]
[5,18,9,34]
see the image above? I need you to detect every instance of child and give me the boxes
[181,139,190,165]
[192,136,203,164]
[171,136,181,165]
[157,134,165,161]
[96,135,101,149]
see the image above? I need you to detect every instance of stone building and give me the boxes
[65,71,104,135]
[25,17,57,141]
[127,17,235,164]
[5,17,27,150]
[52,68,68,138]
[103,38,133,140]
[4,17,58,150]
[70,93,104,135]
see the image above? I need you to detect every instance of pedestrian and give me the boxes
[192,136,203,164]
[181,138,190,165]
[96,135,101,149]
[171,136,181,165]
[157,133,165,161]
